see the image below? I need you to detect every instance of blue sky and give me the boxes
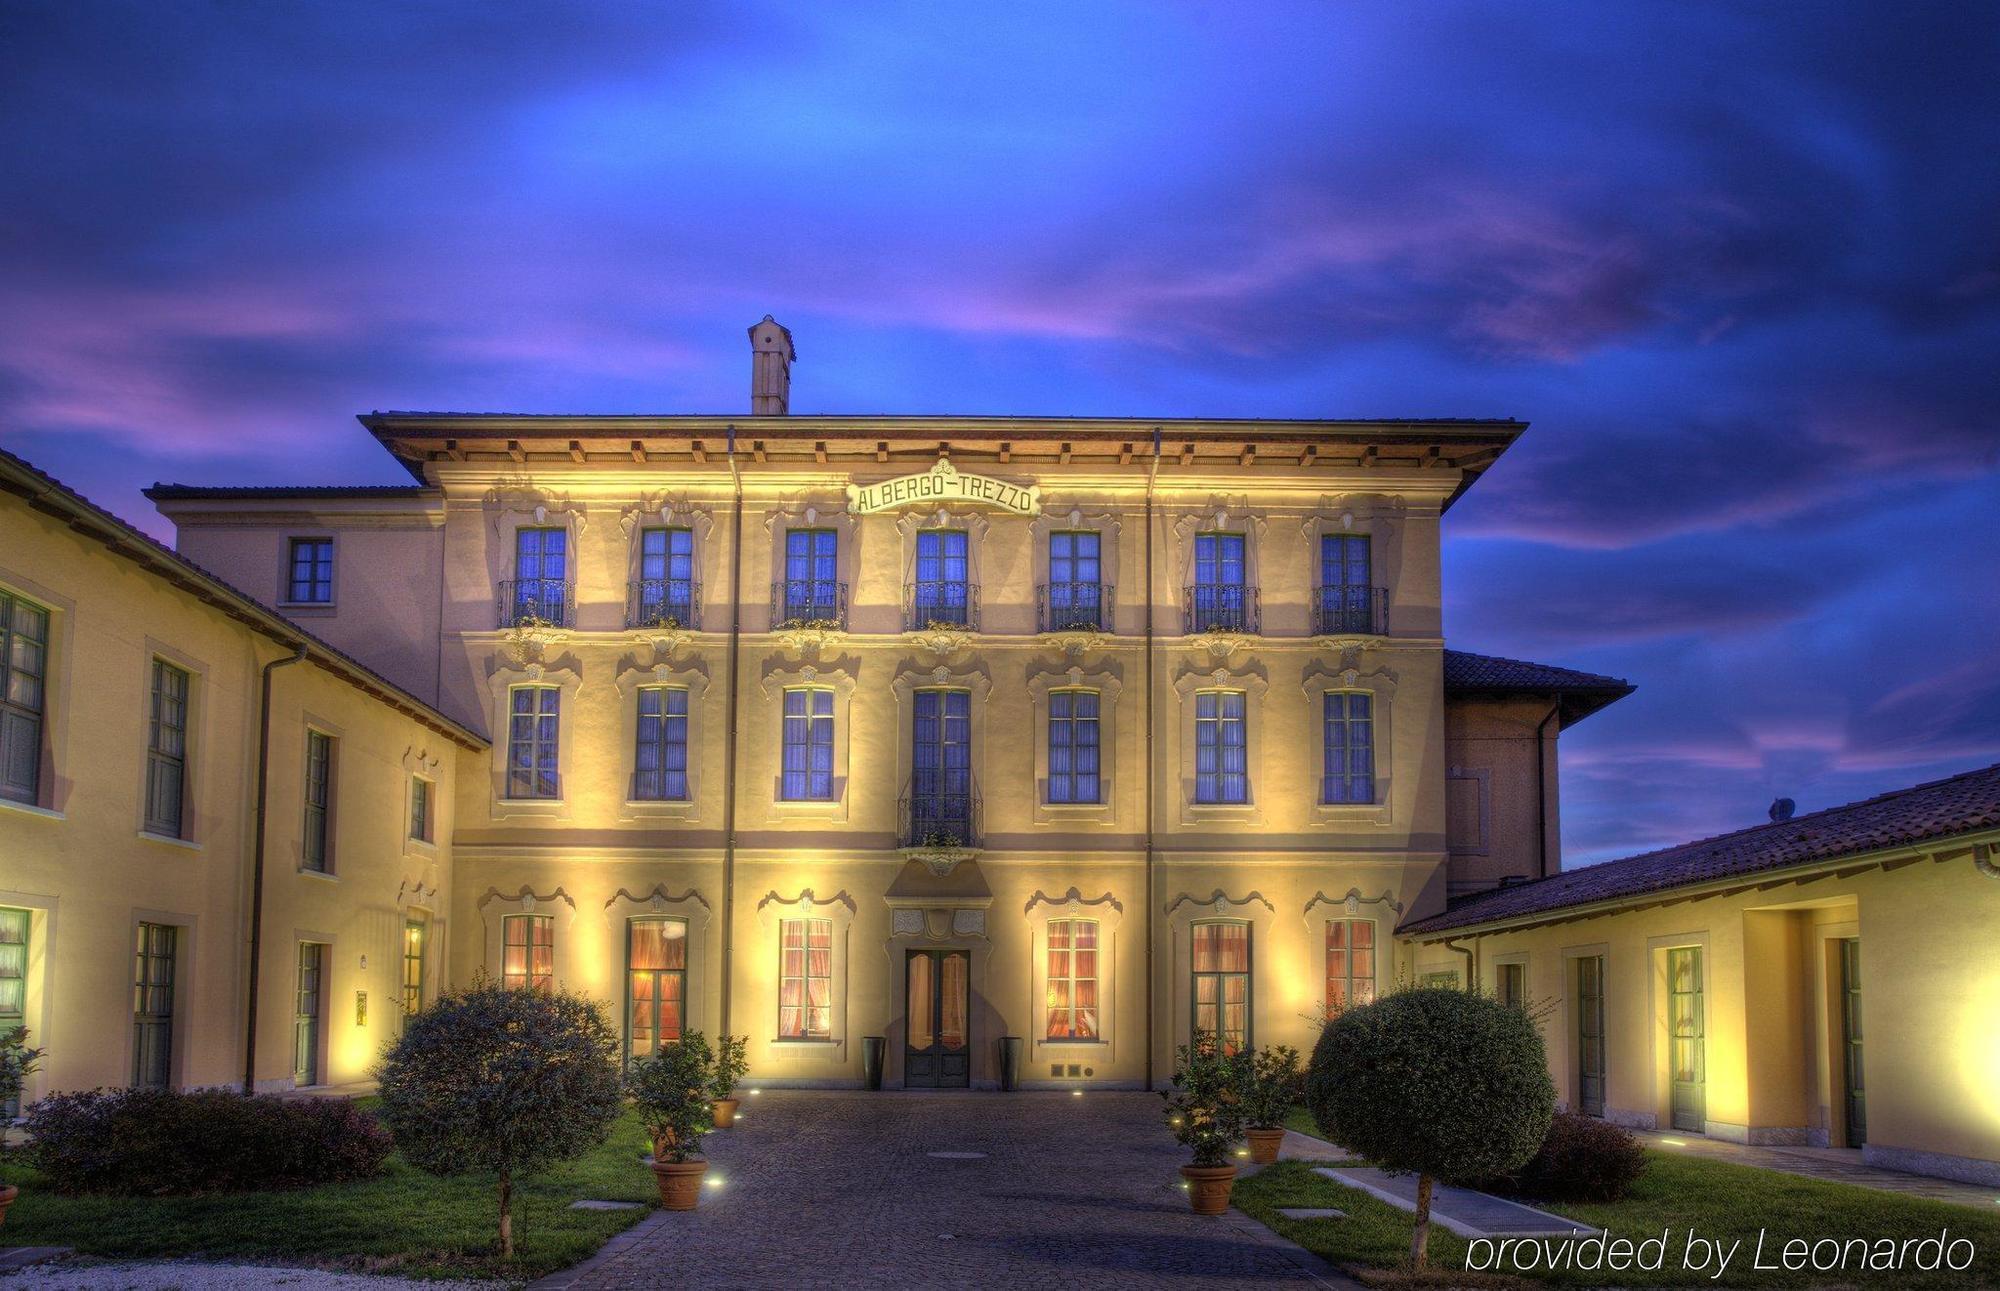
[2,2,1995,863]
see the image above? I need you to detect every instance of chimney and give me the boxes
[749,315,795,416]
[1768,798,1795,823]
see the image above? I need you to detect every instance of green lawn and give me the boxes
[0,1103,660,1280]
[1235,1152,2000,1289]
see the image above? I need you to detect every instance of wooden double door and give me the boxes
[905,949,970,1088]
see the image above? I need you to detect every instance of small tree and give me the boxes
[1306,987,1554,1269]
[377,981,622,1259]
[1160,1031,1250,1166]
[1241,1044,1304,1130]
[710,1034,749,1104]
[0,1026,44,1121]
[629,1032,714,1163]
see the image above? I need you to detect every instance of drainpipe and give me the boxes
[243,641,309,1094]
[718,426,745,1036]
[1534,701,1560,880]
[1443,935,1477,991]
[1143,426,1160,1090]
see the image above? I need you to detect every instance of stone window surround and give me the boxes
[289,928,337,1088]
[762,500,859,631]
[756,660,857,823]
[888,662,993,823]
[618,494,718,611]
[754,888,857,1059]
[400,744,443,857]
[1447,764,1492,856]
[894,507,992,609]
[1023,888,1124,1068]
[275,531,339,613]
[1163,890,1276,1053]
[1170,502,1267,613]
[613,657,713,822]
[1298,497,1405,635]
[1169,661,1269,826]
[1302,887,1403,1017]
[1560,941,1625,1124]
[475,885,579,988]
[605,885,714,1045]
[481,483,587,590]
[882,905,994,1089]
[294,711,346,878]
[1646,929,1718,1139]
[137,638,211,849]
[127,905,201,1092]
[1024,661,1124,826]
[0,567,73,817]
[1490,948,1530,1005]
[1027,504,1123,629]
[483,663,583,821]
[1300,658,1398,828]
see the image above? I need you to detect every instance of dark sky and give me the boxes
[3,3,1995,864]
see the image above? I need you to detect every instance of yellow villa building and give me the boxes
[3,318,1996,1187]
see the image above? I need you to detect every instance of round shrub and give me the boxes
[1482,1110,1648,1202]
[26,1088,390,1194]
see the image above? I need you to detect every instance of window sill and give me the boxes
[277,601,336,614]
[137,830,202,851]
[1037,1038,1105,1047]
[0,798,63,822]
[768,1037,839,1047]
[298,867,339,883]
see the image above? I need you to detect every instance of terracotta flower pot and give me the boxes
[1180,1163,1238,1216]
[1246,1126,1285,1164]
[0,1182,16,1228]
[651,1159,708,1211]
[712,1097,740,1129]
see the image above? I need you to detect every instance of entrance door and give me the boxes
[132,922,176,1089]
[1575,955,1606,1117]
[295,942,324,1087]
[905,949,970,1088]
[1840,938,1865,1147]
[1668,947,1705,1133]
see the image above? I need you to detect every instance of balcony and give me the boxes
[770,579,849,631]
[498,578,574,629]
[627,577,702,630]
[1313,585,1388,636]
[1183,583,1259,635]
[904,580,980,632]
[899,777,982,853]
[1038,582,1115,633]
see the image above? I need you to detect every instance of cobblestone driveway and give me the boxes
[540,1091,1346,1290]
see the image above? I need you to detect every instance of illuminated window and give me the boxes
[1324,920,1375,1014]
[144,660,189,837]
[1191,921,1250,1054]
[779,918,832,1039]
[780,687,834,800]
[627,918,687,1061]
[286,538,334,604]
[634,686,690,801]
[401,919,426,1017]
[506,686,560,799]
[0,590,49,806]
[0,908,23,1115]
[1045,919,1099,1040]
[1193,690,1246,804]
[502,914,552,991]
[1321,692,1374,804]
[302,730,334,872]
[1047,689,1100,804]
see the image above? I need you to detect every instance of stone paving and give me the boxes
[536,1090,1353,1290]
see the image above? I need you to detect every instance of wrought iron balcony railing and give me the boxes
[498,578,574,629]
[904,580,980,632]
[1313,585,1388,636]
[1183,583,1259,635]
[771,579,849,631]
[626,577,702,631]
[1038,582,1115,633]
[899,778,982,851]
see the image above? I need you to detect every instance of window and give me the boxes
[0,591,49,805]
[626,918,687,1061]
[636,527,696,626]
[779,918,832,1039]
[1047,689,1101,804]
[1668,947,1705,1132]
[1191,921,1250,1055]
[132,922,176,1089]
[510,527,569,626]
[1190,533,1247,631]
[1324,920,1375,1014]
[1321,692,1375,804]
[402,919,426,1017]
[409,776,431,842]
[1420,970,1460,988]
[1046,919,1099,1040]
[780,687,834,801]
[302,730,333,872]
[1193,690,1247,804]
[0,908,23,1115]
[506,686,561,799]
[633,686,690,801]
[782,529,839,623]
[910,689,972,844]
[294,942,323,1086]
[144,660,189,837]
[286,538,334,604]
[1496,961,1526,1010]
[1047,531,1104,630]
[1576,955,1606,1117]
[502,914,553,991]
[1317,534,1374,632]
[913,529,970,626]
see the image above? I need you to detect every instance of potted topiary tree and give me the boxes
[628,1031,714,1209]
[377,981,623,1259]
[709,1034,749,1129]
[0,1026,44,1228]
[1160,1030,1251,1215]
[1306,986,1555,1270]
[1241,1044,1303,1164]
